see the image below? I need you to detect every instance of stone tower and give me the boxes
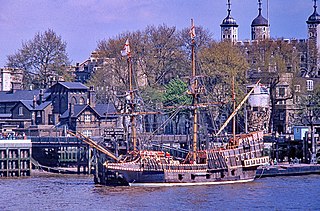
[251,0,270,40]
[307,0,320,76]
[220,0,238,42]
[307,0,320,49]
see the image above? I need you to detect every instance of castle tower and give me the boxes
[307,0,320,50]
[307,0,320,76]
[220,0,238,42]
[251,0,270,40]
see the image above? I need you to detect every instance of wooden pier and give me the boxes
[256,163,320,178]
[31,136,92,174]
[0,139,32,177]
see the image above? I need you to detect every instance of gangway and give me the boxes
[67,131,120,162]
[30,157,79,174]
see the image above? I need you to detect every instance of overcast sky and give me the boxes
[0,0,314,67]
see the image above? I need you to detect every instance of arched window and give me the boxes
[79,97,85,105]
[71,97,77,105]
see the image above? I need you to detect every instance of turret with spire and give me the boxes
[307,0,320,49]
[251,0,270,40]
[220,0,238,42]
[307,0,320,77]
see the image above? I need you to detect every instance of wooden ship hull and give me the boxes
[102,131,269,186]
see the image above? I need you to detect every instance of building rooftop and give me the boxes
[221,1,238,27]
[307,1,320,24]
[57,82,88,90]
[251,0,268,27]
[0,90,49,103]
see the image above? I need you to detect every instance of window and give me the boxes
[306,80,314,91]
[279,112,285,121]
[294,95,300,104]
[84,114,91,122]
[18,107,23,116]
[48,114,53,124]
[83,130,92,137]
[79,97,85,105]
[71,97,77,105]
[279,87,285,97]
[294,85,300,92]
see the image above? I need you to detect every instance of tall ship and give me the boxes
[93,20,269,186]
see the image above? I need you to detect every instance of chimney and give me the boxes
[88,86,96,107]
[69,103,74,117]
[33,95,37,109]
[39,89,44,104]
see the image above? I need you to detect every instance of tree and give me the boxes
[199,41,249,102]
[161,78,192,134]
[198,41,249,133]
[7,29,71,89]
[162,78,192,107]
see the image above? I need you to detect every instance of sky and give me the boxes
[0,0,314,67]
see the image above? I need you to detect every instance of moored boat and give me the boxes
[105,131,269,186]
[97,19,269,186]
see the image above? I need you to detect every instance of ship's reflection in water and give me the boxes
[1,172,319,210]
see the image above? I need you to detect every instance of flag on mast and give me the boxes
[190,19,196,39]
[121,39,131,57]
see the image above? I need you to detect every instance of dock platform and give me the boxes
[256,164,320,178]
[0,139,32,177]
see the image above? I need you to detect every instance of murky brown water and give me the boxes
[0,171,319,210]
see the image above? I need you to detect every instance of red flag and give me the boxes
[190,19,196,39]
[121,39,131,57]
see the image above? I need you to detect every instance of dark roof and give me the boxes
[307,5,320,24]
[19,100,35,111]
[94,104,116,117]
[251,5,268,27]
[73,105,87,116]
[221,14,238,27]
[12,100,52,112]
[60,110,69,119]
[60,103,117,119]
[60,104,87,118]
[58,82,88,90]
[0,90,48,103]
[251,14,268,26]
[35,101,52,111]
[0,114,12,118]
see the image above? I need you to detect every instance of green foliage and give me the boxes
[162,78,192,107]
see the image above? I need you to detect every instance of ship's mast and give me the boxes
[121,39,137,151]
[232,76,236,142]
[190,19,198,162]
[128,55,137,151]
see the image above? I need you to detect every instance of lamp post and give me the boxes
[307,102,317,164]
[273,131,279,163]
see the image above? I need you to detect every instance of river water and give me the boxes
[1,172,319,211]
